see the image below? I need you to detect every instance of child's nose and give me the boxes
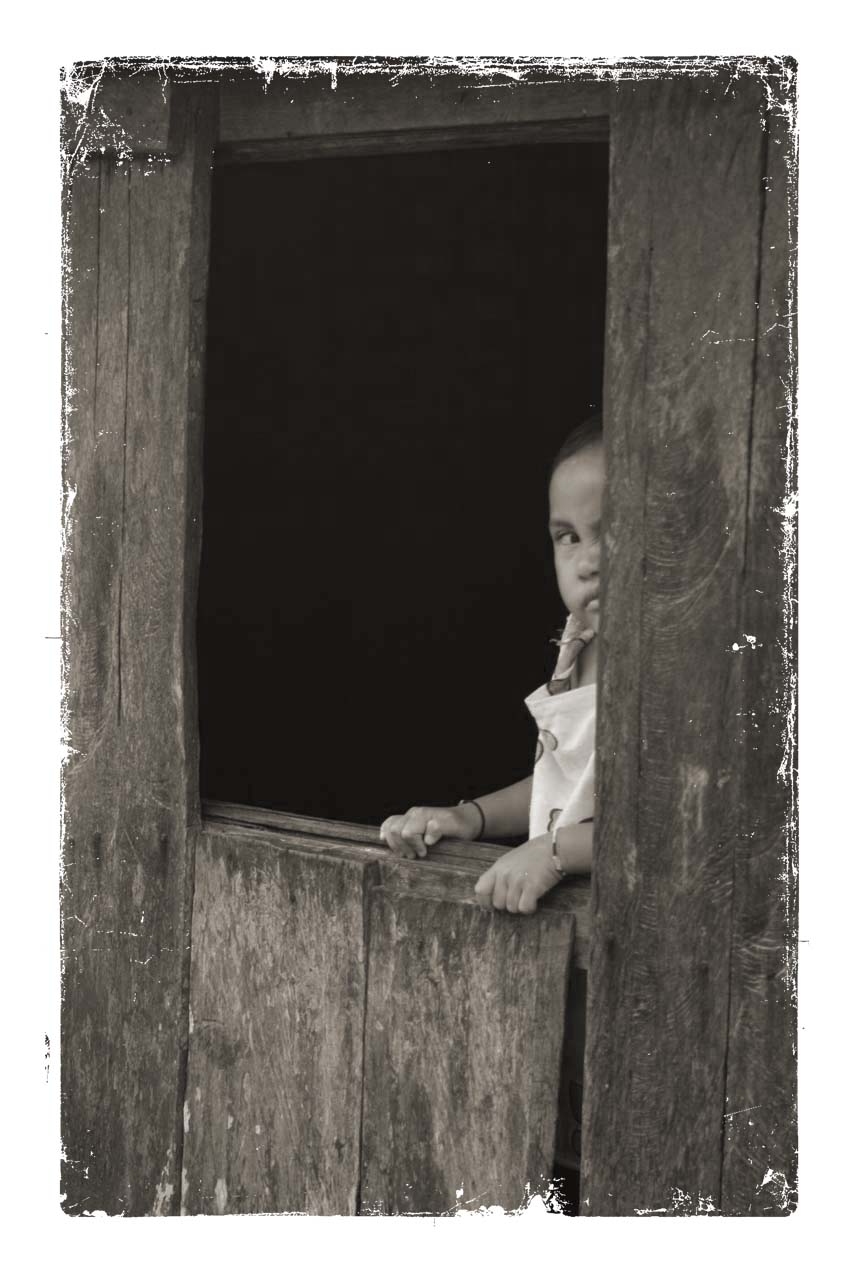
[578,544,600,578]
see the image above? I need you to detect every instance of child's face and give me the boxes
[548,440,605,633]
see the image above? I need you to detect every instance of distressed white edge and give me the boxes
[58,53,798,1221]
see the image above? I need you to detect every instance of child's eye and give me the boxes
[555,530,579,546]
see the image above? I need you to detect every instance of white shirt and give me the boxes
[525,614,596,839]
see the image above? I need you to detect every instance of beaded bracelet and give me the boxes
[551,824,568,877]
[552,817,593,876]
[459,799,486,840]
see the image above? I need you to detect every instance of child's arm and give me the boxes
[380,775,532,858]
[474,821,593,914]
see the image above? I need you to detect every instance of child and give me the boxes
[379,411,604,1211]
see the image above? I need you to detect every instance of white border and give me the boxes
[5,2,844,1269]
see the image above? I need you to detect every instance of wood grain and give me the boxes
[360,886,574,1214]
[60,86,216,1215]
[180,817,585,1214]
[218,73,610,146]
[720,78,798,1215]
[63,69,176,160]
[182,828,375,1214]
[584,74,768,1215]
[204,804,592,967]
[215,118,608,165]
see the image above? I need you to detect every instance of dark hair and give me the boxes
[549,412,603,478]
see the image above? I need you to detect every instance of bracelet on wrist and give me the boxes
[459,799,486,840]
[551,825,568,877]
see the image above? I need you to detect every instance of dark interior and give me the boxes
[198,140,608,825]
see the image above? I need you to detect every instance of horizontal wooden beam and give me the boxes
[214,117,608,165]
[218,73,611,146]
[202,801,591,968]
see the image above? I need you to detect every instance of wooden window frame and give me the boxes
[61,59,796,1217]
[198,99,609,956]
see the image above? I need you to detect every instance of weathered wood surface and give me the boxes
[60,62,797,1219]
[215,117,608,166]
[720,81,797,1215]
[218,73,610,147]
[203,801,592,967]
[360,887,575,1214]
[584,74,775,1215]
[182,827,375,1214]
[60,86,216,1214]
[182,819,580,1214]
[62,68,179,160]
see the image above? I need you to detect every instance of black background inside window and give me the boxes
[198,141,608,825]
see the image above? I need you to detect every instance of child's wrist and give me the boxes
[457,800,486,840]
[551,826,569,877]
[551,822,593,875]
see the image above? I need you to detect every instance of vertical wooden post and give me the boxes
[61,77,217,1214]
[583,69,796,1215]
[720,76,797,1215]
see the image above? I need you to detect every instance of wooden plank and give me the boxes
[61,155,111,1217]
[583,74,767,1215]
[183,821,584,1214]
[60,86,216,1215]
[219,73,610,145]
[215,117,608,165]
[204,806,592,967]
[207,798,534,859]
[375,860,591,970]
[204,798,424,850]
[62,156,124,763]
[182,827,375,1214]
[204,799,506,862]
[62,67,176,159]
[720,73,798,1215]
[360,885,575,1214]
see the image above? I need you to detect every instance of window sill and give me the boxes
[201,800,591,968]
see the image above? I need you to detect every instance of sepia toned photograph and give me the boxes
[59,54,797,1218]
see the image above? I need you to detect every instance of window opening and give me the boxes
[198,140,609,824]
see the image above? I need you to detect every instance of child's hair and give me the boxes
[549,412,603,478]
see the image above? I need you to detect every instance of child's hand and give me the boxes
[380,804,482,859]
[474,834,561,914]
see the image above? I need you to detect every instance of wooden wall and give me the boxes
[61,61,796,1217]
[61,83,217,1214]
[182,810,585,1214]
[585,71,797,1216]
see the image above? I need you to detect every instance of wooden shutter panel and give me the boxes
[584,68,796,1216]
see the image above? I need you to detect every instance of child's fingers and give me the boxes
[406,832,429,858]
[379,816,396,849]
[517,880,540,915]
[423,818,443,848]
[400,812,430,858]
[491,875,508,911]
[380,816,416,858]
[474,865,495,902]
[505,876,525,914]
